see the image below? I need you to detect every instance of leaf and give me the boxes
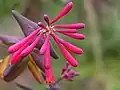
[3,56,28,82]
[0,35,22,46]
[0,55,10,78]
[27,55,43,84]
[31,49,44,72]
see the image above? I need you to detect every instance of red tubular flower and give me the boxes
[21,33,43,57]
[40,34,50,55]
[44,38,51,69]
[60,32,85,40]
[45,68,55,84]
[10,41,29,64]
[52,34,78,67]
[50,2,73,24]
[38,22,48,30]
[62,41,83,54]
[53,34,83,54]
[44,14,50,26]
[8,29,40,53]
[8,2,85,84]
[54,23,85,29]
[56,29,77,33]
[43,35,55,84]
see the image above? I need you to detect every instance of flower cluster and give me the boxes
[61,62,79,81]
[0,2,85,88]
[7,2,85,84]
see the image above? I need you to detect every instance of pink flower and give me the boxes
[45,68,55,84]
[54,23,85,29]
[8,2,85,84]
[50,2,73,24]
[61,62,79,81]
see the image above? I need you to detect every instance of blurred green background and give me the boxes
[0,0,120,90]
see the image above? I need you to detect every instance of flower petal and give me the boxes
[61,62,79,81]
[44,41,55,84]
[40,34,50,55]
[56,29,77,33]
[54,23,85,29]
[61,62,71,75]
[21,33,43,57]
[12,10,58,59]
[60,32,85,40]
[44,40,51,69]
[45,68,55,84]
[10,40,30,65]
[8,29,40,53]
[44,14,50,26]
[52,34,78,67]
[62,69,79,81]
[62,41,83,54]
[38,22,48,29]
[54,34,83,54]
[50,2,73,24]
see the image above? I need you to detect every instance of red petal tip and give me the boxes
[52,34,78,67]
[50,2,73,24]
[38,22,47,29]
[54,23,85,29]
[40,35,50,55]
[44,14,50,25]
